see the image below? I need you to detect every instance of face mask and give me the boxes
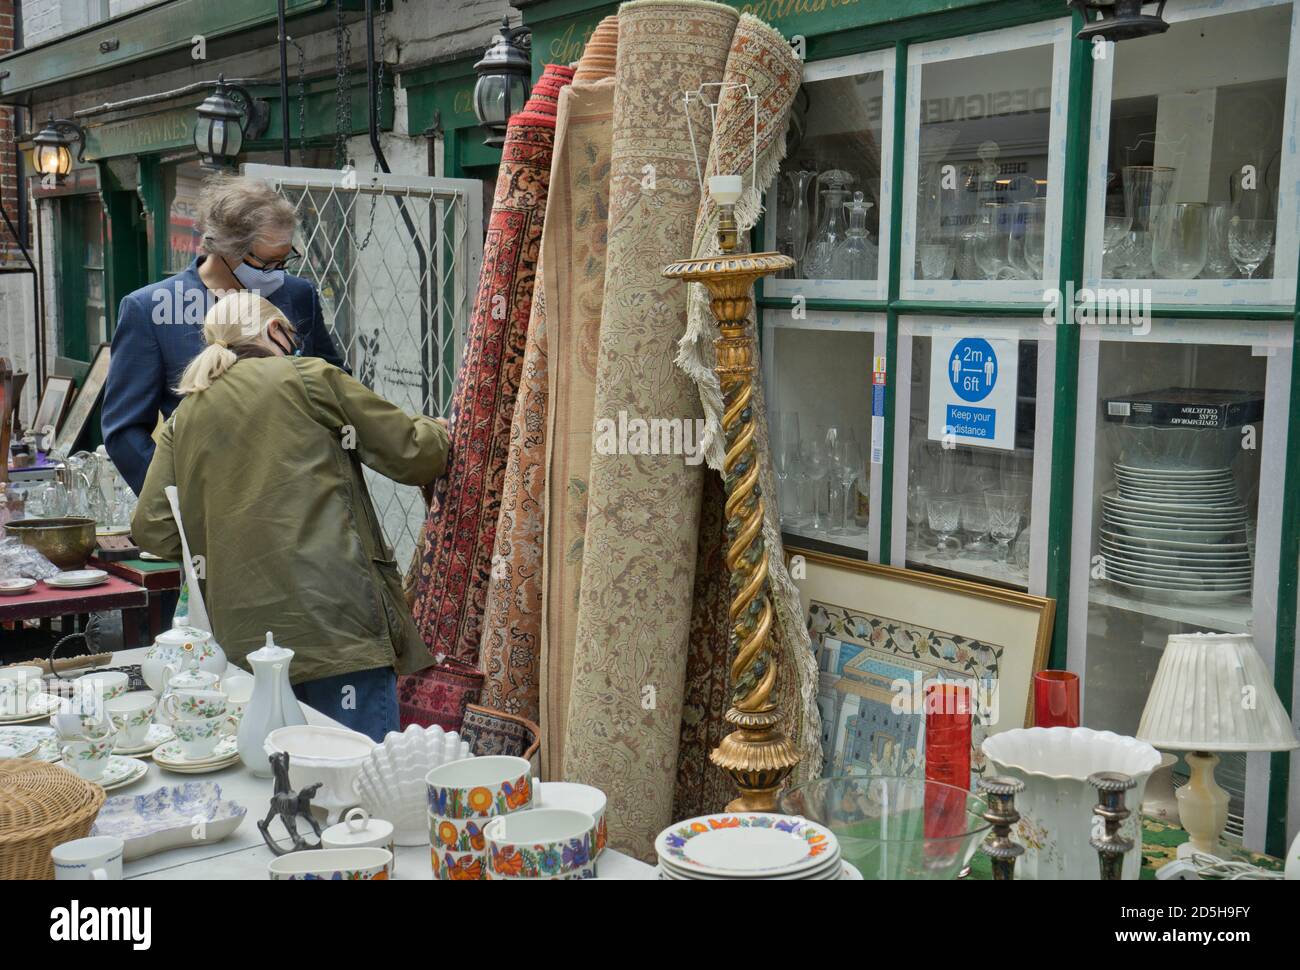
[232,260,286,297]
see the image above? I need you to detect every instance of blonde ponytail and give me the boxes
[175,291,295,395]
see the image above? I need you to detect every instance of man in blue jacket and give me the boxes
[103,175,345,493]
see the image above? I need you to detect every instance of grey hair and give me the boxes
[195,174,298,260]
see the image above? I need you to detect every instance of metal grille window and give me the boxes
[244,164,483,566]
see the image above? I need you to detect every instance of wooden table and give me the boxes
[0,575,148,644]
[93,558,182,647]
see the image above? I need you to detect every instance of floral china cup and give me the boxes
[0,665,44,715]
[173,714,239,760]
[61,736,113,781]
[157,669,222,727]
[484,809,598,880]
[539,782,608,858]
[161,689,227,722]
[267,847,391,880]
[104,693,158,748]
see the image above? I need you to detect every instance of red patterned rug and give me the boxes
[400,63,575,730]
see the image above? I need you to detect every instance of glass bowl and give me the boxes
[779,775,989,880]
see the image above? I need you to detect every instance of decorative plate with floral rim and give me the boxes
[654,813,839,879]
[0,725,50,758]
[61,755,149,792]
[0,693,62,724]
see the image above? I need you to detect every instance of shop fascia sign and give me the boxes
[83,108,194,161]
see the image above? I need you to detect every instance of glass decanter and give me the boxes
[779,169,817,277]
[828,191,877,280]
[804,170,854,279]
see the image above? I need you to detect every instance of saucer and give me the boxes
[114,724,174,756]
[45,569,109,590]
[154,735,240,772]
[61,755,149,791]
[0,693,63,724]
[0,725,47,758]
[0,578,37,595]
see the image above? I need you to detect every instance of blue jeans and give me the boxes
[292,667,399,742]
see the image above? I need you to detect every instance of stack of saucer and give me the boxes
[153,735,240,774]
[654,813,847,880]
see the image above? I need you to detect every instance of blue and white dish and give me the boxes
[91,782,247,861]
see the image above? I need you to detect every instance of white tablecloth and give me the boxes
[104,648,655,880]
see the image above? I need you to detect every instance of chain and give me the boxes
[292,35,307,161]
[355,2,389,252]
[334,0,351,170]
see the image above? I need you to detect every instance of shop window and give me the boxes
[164,161,206,274]
[900,21,1071,302]
[891,316,1056,593]
[1083,0,1300,304]
[56,194,107,365]
[1067,318,1294,846]
[764,311,884,559]
[764,50,895,303]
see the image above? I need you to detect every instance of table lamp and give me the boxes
[1136,633,1298,858]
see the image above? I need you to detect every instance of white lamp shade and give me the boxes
[1137,633,1299,752]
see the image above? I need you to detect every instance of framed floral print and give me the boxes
[789,547,1053,787]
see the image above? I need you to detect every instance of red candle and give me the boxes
[924,682,972,790]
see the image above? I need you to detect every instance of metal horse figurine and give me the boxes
[257,751,324,855]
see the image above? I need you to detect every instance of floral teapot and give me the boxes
[142,624,227,693]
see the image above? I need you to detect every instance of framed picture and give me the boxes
[31,375,76,447]
[52,345,111,459]
[789,547,1054,787]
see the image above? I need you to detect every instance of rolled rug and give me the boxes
[400,62,575,730]
[536,23,619,779]
[560,0,740,861]
[672,12,823,813]
[480,18,620,724]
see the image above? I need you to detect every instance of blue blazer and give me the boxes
[102,257,345,493]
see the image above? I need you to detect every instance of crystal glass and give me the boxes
[959,492,991,554]
[1022,200,1046,278]
[972,203,1011,280]
[917,243,955,281]
[1150,203,1208,279]
[927,494,962,559]
[1227,218,1274,280]
[773,411,800,525]
[831,435,864,535]
[1201,202,1235,278]
[907,483,929,544]
[779,775,991,880]
[805,172,854,280]
[985,489,1022,562]
[38,481,69,518]
[829,192,878,281]
[779,170,817,277]
[1122,166,1175,236]
[804,435,831,533]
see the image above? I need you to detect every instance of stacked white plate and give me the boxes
[654,813,846,880]
[1100,463,1252,604]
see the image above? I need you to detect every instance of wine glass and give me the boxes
[985,490,1023,562]
[907,483,929,548]
[1228,218,1274,280]
[773,411,800,526]
[960,492,991,555]
[805,434,831,533]
[927,493,962,560]
[832,436,863,536]
[1151,203,1208,279]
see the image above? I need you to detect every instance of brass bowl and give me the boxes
[4,518,98,570]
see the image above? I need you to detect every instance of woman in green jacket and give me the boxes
[132,291,448,740]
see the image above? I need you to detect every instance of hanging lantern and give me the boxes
[29,116,85,183]
[194,75,269,170]
[473,18,532,149]
[1069,0,1169,42]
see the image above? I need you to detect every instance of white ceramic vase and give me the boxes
[982,726,1161,880]
[236,632,306,777]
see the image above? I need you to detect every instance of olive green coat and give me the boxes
[132,356,448,685]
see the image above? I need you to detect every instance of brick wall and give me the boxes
[0,0,25,269]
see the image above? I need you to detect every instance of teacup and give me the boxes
[104,693,158,748]
[425,755,536,819]
[74,671,129,703]
[484,809,598,880]
[161,689,227,722]
[539,782,608,858]
[60,736,113,781]
[0,665,43,715]
[51,710,114,741]
[267,847,391,880]
[172,714,238,760]
[222,673,254,717]
[52,836,124,881]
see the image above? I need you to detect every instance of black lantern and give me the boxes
[30,116,85,182]
[1068,1,1169,42]
[473,18,532,149]
[194,75,269,169]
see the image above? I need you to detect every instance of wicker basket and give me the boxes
[0,759,105,880]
